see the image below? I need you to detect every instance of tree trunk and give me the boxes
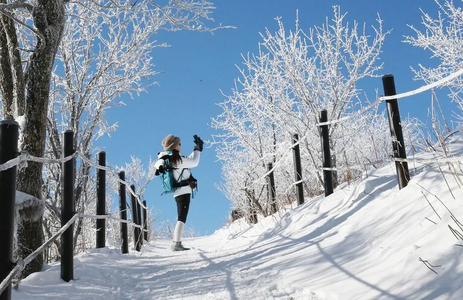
[0,11,15,120]
[15,0,66,277]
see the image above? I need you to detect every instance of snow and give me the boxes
[11,138,463,299]
[15,191,44,222]
[14,115,25,150]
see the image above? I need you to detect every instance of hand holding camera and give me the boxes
[193,134,204,152]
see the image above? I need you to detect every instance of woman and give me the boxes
[161,134,203,251]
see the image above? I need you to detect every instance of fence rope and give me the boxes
[0,210,148,295]
[283,179,305,195]
[241,67,463,191]
[0,150,147,210]
[77,152,147,210]
[390,155,463,164]
[80,213,147,231]
[318,152,463,173]
[248,142,463,192]
[317,67,463,127]
[0,213,80,295]
[0,151,77,172]
[0,144,149,292]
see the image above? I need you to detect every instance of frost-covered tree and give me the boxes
[1,0,66,277]
[121,156,157,227]
[212,7,395,219]
[43,0,163,261]
[1,0,226,277]
[404,0,463,121]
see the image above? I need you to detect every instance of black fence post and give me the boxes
[137,198,143,247]
[96,151,106,249]
[247,197,258,224]
[142,200,148,242]
[119,171,129,254]
[267,163,277,214]
[292,134,304,205]
[0,120,19,300]
[130,185,141,251]
[61,130,75,282]
[382,74,410,189]
[320,110,334,196]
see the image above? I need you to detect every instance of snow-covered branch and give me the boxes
[212,6,410,218]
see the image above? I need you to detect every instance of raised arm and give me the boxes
[178,150,201,169]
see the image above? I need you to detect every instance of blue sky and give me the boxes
[96,0,459,235]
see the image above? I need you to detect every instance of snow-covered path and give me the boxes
[11,140,463,299]
[12,230,315,299]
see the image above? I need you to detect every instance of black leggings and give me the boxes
[175,193,191,223]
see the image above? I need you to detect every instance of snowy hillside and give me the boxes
[11,137,463,300]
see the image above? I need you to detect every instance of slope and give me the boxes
[12,137,463,300]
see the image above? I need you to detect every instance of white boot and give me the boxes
[172,221,189,251]
[172,241,190,251]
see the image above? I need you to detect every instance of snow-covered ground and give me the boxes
[11,137,463,299]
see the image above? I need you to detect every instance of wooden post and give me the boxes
[382,74,410,189]
[292,134,304,205]
[0,120,19,300]
[119,171,129,254]
[142,200,148,242]
[137,199,143,247]
[320,110,333,196]
[267,163,277,214]
[130,185,141,251]
[61,130,75,282]
[96,151,106,248]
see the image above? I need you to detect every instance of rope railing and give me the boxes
[0,213,80,295]
[239,68,463,191]
[78,152,147,210]
[283,179,305,195]
[319,154,463,173]
[0,151,77,172]
[0,209,148,295]
[390,155,463,165]
[0,132,151,295]
[283,152,462,195]
[0,150,148,210]
[317,67,463,127]
[80,213,148,231]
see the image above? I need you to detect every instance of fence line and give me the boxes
[283,179,305,195]
[317,67,463,127]
[390,155,463,164]
[240,68,463,191]
[318,151,463,173]
[282,150,463,196]
[78,152,147,210]
[0,134,151,297]
[0,213,80,295]
[80,213,148,231]
[0,150,147,210]
[2,65,463,298]
[0,209,149,296]
[0,151,77,172]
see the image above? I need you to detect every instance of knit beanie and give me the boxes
[162,134,180,151]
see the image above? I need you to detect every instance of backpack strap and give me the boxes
[173,168,190,188]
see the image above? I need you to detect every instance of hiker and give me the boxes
[159,134,203,251]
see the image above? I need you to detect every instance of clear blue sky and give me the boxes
[96,0,458,235]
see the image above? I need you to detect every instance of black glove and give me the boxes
[193,134,204,152]
[154,165,165,176]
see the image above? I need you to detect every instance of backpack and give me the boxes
[155,152,190,195]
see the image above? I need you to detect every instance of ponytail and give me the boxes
[170,150,183,167]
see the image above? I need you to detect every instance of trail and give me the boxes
[11,143,463,299]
